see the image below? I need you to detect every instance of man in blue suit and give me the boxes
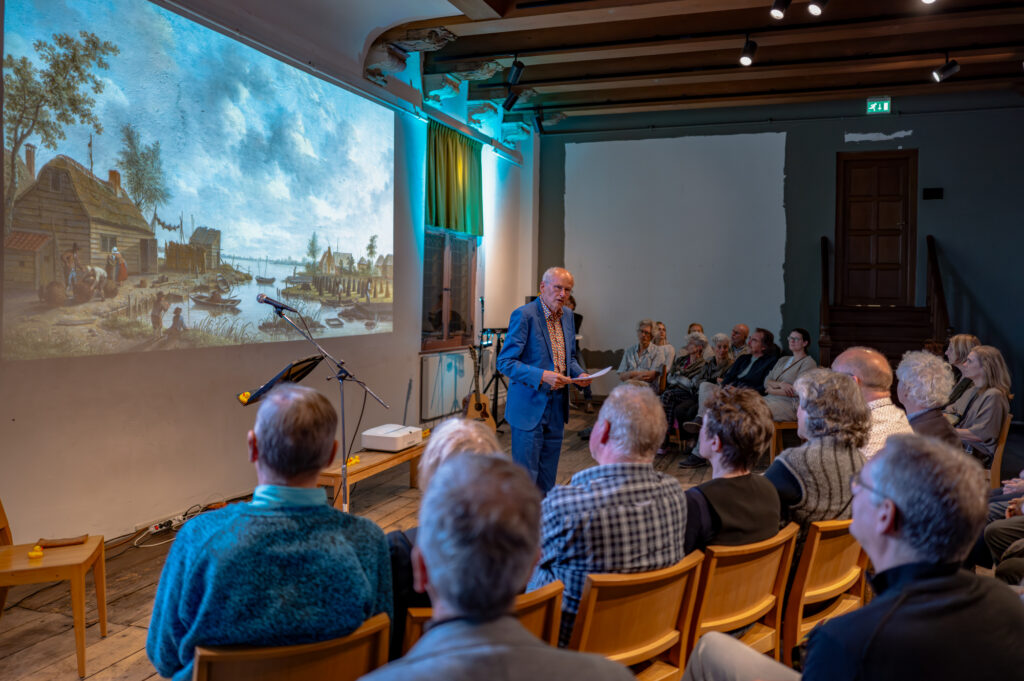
[497,267,591,493]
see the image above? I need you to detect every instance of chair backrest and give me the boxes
[781,519,868,666]
[688,523,798,661]
[403,580,565,654]
[0,497,11,546]
[192,612,389,681]
[991,414,1012,489]
[568,551,704,670]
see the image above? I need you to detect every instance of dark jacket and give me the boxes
[720,353,775,394]
[908,408,962,449]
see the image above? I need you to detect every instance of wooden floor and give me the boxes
[0,406,728,681]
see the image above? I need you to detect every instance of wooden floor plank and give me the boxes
[80,649,160,681]
[21,626,148,681]
[0,622,126,681]
[0,610,73,661]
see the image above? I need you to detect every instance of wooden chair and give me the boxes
[0,497,107,678]
[192,612,389,681]
[781,520,868,666]
[688,523,798,661]
[990,414,1012,489]
[568,551,704,681]
[770,421,799,460]
[403,580,564,654]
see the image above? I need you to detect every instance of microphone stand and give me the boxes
[269,305,389,511]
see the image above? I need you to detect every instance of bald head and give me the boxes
[833,346,893,400]
[731,324,749,347]
[539,267,574,314]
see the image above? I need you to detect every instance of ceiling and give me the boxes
[369,0,1024,129]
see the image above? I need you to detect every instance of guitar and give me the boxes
[462,345,496,430]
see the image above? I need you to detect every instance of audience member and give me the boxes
[387,417,503,658]
[831,346,912,458]
[953,345,1012,465]
[566,296,594,413]
[985,498,1024,585]
[679,328,775,467]
[682,433,1024,681]
[660,332,709,445]
[364,455,633,681]
[765,369,869,566]
[944,333,981,412]
[688,322,705,335]
[762,328,817,421]
[529,384,687,646]
[683,386,780,550]
[654,320,676,369]
[147,384,391,681]
[618,318,663,385]
[730,323,750,357]
[895,350,960,448]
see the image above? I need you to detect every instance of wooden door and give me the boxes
[835,150,917,306]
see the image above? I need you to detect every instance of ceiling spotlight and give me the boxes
[507,59,525,86]
[502,89,520,111]
[739,38,757,66]
[770,0,791,20]
[921,0,937,4]
[932,58,960,83]
[808,0,829,16]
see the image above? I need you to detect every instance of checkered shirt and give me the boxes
[527,463,688,639]
[540,298,567,376]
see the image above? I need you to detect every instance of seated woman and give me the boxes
[683,386,780,553]
[764,369,870,563]
[660,332,708,434]
[387,418,503,658]
[653,320,676,369]
[954,345,1012,465]
[762,327,817,421]
[944,333,981,423]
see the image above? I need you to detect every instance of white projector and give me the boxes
[361,424,423,452]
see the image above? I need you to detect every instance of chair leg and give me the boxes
[94,544,108,638]
[70,571,88,677]
[0,586,8,620]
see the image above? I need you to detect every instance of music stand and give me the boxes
[237,355,324,406]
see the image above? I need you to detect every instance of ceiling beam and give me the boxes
[383,0,784,41]
[447,0,510,21]
[549,78,1022,118]
[468,47,1024,98]
[425,8,1024,71]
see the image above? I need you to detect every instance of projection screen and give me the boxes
[2,0,394,361]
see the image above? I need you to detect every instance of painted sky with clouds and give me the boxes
[4,0,394,261]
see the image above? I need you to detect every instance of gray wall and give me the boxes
[538,92,1024,418]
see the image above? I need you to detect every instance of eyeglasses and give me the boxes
[849,470,880,496]
[788,335,803,342]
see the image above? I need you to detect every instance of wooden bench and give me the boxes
[317,438,428,510]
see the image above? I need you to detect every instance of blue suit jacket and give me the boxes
[497,298,584,431]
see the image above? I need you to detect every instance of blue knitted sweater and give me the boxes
[146,502,392,681]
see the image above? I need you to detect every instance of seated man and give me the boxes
[684,386,780,549]
[832,346,913,458]
[529,384,688,646]
[682,433,1024,681]
[618,318,664,386]
[985,497,1024,585]
[895,350,960,448]
[729,323,750,357]
[363,454,632,681]
[679,327,777,468]
[147,384,391,681]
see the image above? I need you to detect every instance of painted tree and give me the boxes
[366,234,378,272]
[116,124,170,221]
[306,232,321,274]
[3,32,119,234]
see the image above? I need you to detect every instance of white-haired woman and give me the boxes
[659,332,708,449]
[896,350,960,448]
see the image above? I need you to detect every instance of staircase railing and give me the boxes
[925,235,953,342]
[818,236,832,366]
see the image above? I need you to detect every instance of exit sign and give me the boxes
[866,96,891,115]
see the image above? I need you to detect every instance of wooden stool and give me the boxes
[0,534,108,677]
[770,421,799,461]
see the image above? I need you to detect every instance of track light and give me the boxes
[808,0,829,16]
[921,0,937,4]
[507,59,525,86]
[770,0,791,20]
[739,37,757,66]
[502,89,520,111]
[931,58,959,83]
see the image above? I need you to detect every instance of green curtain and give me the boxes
[426,120,483,237]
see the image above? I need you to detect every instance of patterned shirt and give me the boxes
[618,342,663,375]
[862,397,914,459]
[540,298,567,376]
[527,463,688,645]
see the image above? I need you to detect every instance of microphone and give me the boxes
[256,293,299,314]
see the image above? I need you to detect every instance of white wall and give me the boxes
[563,133,787,395]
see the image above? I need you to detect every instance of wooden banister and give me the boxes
[818,236,832,367]
[925,235,952,342]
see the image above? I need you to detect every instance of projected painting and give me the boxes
[2,0,394,360]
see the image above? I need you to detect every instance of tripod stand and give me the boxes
[481,328,509,430]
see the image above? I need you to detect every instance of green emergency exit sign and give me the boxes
[867,96,891,115]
